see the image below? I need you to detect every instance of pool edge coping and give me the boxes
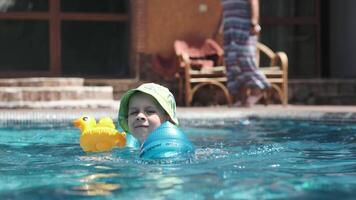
[1,105,356,127]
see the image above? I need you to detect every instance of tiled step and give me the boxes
[0,86,113,102]
[0,77,142,108]
[85,79,143,100]
[0,85,117,108]
[0,77,84,87]
[0,99,118,109]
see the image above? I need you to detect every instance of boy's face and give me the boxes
[128,93,168,141]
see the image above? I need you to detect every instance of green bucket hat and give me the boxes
[118,83,179,133]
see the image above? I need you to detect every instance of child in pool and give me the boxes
[118,83,179,147]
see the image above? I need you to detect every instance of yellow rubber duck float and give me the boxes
[73,116,126,152]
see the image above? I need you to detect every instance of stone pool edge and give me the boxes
[1,106,356,127]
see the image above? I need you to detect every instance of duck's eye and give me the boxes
[82,117,88,121]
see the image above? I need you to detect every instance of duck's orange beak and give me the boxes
[73,119,81,128]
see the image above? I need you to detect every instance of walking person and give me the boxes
[220,0,270,107]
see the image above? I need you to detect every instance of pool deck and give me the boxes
[178,105,356,113]
[1,104,356,114]
[1,105,356,125]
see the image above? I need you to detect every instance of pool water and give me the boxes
[1,119,356,199]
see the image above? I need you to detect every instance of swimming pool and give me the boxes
[1,115,356,199]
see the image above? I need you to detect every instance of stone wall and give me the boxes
[289,79,356,105]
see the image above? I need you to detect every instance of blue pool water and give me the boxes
[1,119,356,199]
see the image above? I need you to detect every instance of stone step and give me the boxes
[0,86,113,102]
[85,79,143,100]
[0,99,118,109]
[0,77,84,87]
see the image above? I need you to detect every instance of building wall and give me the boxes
[144,0,222,57]
[329,0,356,78]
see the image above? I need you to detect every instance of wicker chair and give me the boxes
[174,39,232,106]
[175,39,288,106]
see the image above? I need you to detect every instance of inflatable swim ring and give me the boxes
[125,133,141,149]
[139,122,195,160]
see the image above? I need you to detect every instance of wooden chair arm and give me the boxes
[180,52,191,67]
[256,42,275,61]
[206,38,224,56]
[273,51,288,71]
[257,42,289,71]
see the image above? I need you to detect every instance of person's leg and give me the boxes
[244,87,264,107]
[231,86,249,107]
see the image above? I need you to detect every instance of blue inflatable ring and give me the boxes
[139,122,195,160]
